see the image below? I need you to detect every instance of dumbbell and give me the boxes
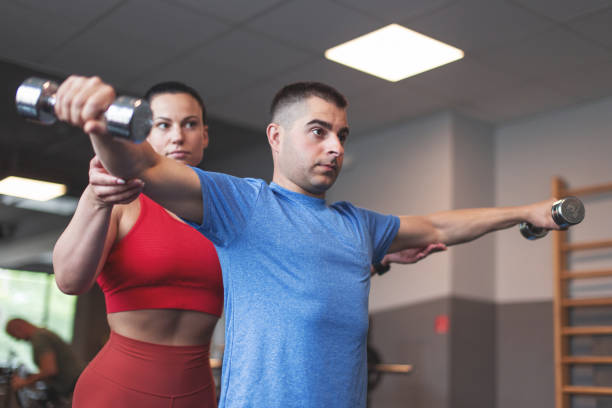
[15,77,152,143]
[519,196,585,240]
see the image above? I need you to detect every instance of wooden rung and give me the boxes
[565,182,612,197]
[563,356,612,364]
[373,364,413,374]
[562,239,612,252]
[210,358,222,369]
[562,269,612,280]
[563,297,612,307]
[562,326,612,335]
[563,386,612,395]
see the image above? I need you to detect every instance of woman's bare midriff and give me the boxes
[107,309,219,346]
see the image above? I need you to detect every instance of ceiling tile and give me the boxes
[41,0,229,86]
[208,80,279,129]
[129,52,258,102]
[0,1,119,63]
[172,0,289,23]
[346,83,448,134]
[13,0,124,21]
[194,29,314,82]
[331,0,455,23]
[476,27,612,81]
[537,60,612,103]
[207,55,395,127]
[568,7,612,49]
[458,81,574,123]
[402,57,524,103]
[250,57,387,100]
[404,0,554,53]
[509,0,612,23]
[246,0,382,52]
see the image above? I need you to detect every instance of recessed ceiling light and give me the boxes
[325,24,464,82]
[0,176,67,201]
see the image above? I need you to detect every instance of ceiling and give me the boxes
[3,0,612,132]
[2,0,612,270]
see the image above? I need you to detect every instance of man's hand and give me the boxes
[371,243,447,276]
[524,198,561,230]
[88,156,144,209]
[54,75,116,136]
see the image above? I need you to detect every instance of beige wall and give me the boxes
[328,112,455,311]
[495,96,612,303]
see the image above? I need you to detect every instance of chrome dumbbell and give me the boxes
[15,77,152,143]
[519,196,585,240]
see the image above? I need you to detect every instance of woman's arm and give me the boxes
[52,157,143,294]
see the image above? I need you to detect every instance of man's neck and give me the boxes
[271,173,325,199]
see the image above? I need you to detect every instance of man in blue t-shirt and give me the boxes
[52,76,559,407]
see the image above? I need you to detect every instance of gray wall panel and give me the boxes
[496,301,554,408]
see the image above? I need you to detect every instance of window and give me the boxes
[0,268,77,372]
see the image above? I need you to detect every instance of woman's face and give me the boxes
[146,92,208,167]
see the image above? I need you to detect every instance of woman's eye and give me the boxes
[156,122,169,129]
[185,121,198,129]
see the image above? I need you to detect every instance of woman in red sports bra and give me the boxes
[53,82,222,408]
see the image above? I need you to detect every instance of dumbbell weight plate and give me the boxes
[552,196,584,228]
[105,96,152,143]
[15,77,58,125]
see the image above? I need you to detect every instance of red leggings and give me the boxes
[73,331,216,407]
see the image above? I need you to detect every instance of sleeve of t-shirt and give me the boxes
[355,207,400,264]
[187,167,264,247]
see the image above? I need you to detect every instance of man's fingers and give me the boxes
[55,76,80,121]
[83,119,109,136]
[81,80,115,124]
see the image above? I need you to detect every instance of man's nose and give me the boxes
[327,134,344,157]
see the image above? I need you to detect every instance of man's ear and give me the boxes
[202,125,209,149]
[266,122,282,153]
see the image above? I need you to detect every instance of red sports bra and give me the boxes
[97,194,223,316]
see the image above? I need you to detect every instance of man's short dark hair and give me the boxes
[144,81,207,124]
[270,82,348,120]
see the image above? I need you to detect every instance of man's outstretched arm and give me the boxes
[54,75,204,223]
[388,199,559,253]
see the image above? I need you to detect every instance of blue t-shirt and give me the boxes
[189,169,400,408]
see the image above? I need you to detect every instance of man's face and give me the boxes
[275,96,349,198]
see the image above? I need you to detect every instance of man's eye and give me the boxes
[312,128,323,136]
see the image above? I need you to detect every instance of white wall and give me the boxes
[450,115,496,301]
[495,96,612,303]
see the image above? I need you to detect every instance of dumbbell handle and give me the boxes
[15,77,152,143]
[519,196,585,240]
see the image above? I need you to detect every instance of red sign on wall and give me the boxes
[435,315,450,334]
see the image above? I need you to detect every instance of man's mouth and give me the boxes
[168,151,188,159]
[317,163,337,172]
